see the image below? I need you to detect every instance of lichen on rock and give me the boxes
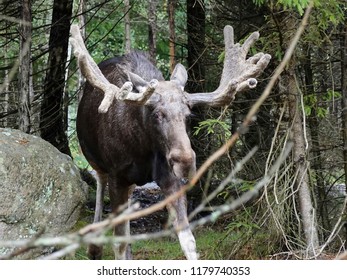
[0,128,87,259]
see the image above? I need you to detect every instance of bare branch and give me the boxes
[189,146,258,219]
[0,144,291,260]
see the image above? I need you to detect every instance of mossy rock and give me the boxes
[0,128,87,259]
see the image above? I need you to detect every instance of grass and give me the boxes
[66,225,263,260]
[131,228,230,260]
[67,212,279,260]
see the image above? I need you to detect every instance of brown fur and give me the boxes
[77,51,197,259]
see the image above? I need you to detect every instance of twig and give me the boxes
[40,244,80,260]
[0,229,44,260]
[191,142,293,227]
[189,147,258,219]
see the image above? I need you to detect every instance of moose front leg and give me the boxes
[87,170,108,260]
[108,179,135,260]
[163,185,198,260]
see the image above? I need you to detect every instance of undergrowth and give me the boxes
[66,222,280,260]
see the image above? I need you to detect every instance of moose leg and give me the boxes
[108,179,134,260]
[87,171,108,259]
[163,187,198,260]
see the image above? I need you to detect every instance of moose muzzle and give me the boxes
[168,148,196,180]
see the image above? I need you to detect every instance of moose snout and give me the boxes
[168,149,196,179]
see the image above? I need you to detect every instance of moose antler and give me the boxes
[70,24,157,113]
[189,26,271,107]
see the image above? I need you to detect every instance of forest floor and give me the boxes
[69,182,343,260]
[70,224,242,260]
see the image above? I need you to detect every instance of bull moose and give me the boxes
[70,24,270,260]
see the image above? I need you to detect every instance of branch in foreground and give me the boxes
[0,143,292,260]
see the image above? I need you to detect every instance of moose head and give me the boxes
[70,24,270,260]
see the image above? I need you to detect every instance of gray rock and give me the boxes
[0,128,87,259]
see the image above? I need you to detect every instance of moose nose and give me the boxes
[168,149,196,179]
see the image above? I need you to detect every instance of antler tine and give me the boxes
[70,24,157,113]
[189,25,271,107]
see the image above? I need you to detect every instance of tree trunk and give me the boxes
[303,45,330,237]
[186,0,206,209]
[168,0,176,73]
[124,0,131,54]
[77,0,86,102]
[340,12,347,242]
[18,0,32,133]
[148,0,158,64]
[40,0,73,156]
[270,7,320,258]
[186,0,206,166]
[186,0,205,92]
[285,63,320,257]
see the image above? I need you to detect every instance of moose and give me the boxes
[70,24,270,260]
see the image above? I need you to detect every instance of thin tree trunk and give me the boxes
[148,0,158,64]
[340,13,347,242]
[271,8,320,258]
[303,45,330,236]
[18,0,32,133]
[186,0,206,208]
[124,0,131,54]
[285,63,320,257]
[77,0,86,102]
[40,0,73,156]
[168,0,176,73]
[186,0,205,92]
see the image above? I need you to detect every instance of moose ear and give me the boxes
[170,63,188,89]
[128,71,149,93]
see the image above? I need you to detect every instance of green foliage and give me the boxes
[253,0,310,14]
[312,1,344,29]
[225,221,261,232]
[194,118,231,141]
[303,90,341,118]
[218,181,255,200]
[66,228,237,260]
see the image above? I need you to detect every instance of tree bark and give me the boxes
[270,8,319,258]
[18,0,32,133]
[303,44,330,237]
[186,0,205,92]
[40,0,73,156]
[148,0,158,64]
[285,63,320,257]
[186,0,206,209]
[124,0,131,54]
[77,0,86,102]
[340,12,347,242]
[168,0,176,73]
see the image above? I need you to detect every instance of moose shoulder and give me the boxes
[70,24,271,260]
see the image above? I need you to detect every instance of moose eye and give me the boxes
[153,111,164,122]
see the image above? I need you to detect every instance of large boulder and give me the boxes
[0,128,87,258]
